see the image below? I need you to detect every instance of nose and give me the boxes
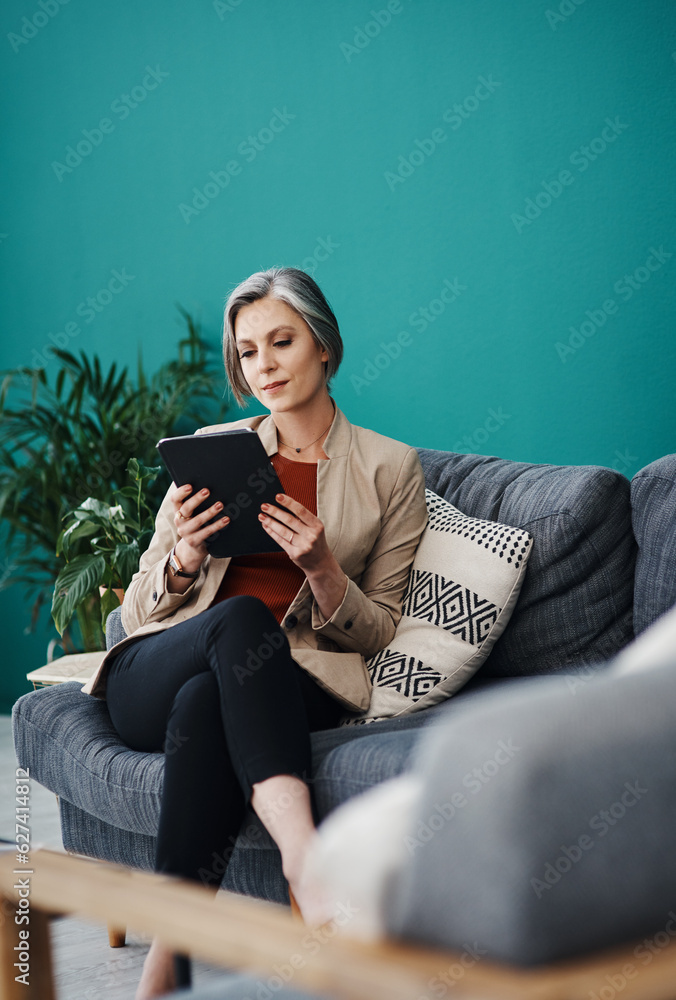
[256,344,276,373]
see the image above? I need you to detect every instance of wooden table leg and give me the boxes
[107,924,126,948]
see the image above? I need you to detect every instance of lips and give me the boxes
[262,381,288,391]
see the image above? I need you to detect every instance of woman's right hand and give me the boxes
[170,483,230,573]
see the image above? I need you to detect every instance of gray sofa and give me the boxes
[12,448,676,967]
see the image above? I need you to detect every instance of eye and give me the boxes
[238,349,254,359]
[274,339,291,348]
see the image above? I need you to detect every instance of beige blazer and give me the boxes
[82,405,428,711]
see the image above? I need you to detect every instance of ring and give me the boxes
[177,509,190,520]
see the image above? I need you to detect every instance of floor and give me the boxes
[0,713,241,999]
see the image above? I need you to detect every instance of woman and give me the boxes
[82,267,428,999]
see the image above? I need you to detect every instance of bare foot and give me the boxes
[135,938,176,1000]
[287,864,336,929]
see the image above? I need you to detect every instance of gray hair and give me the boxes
[223,267,343,406]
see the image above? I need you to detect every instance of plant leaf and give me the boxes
[99,586,121,630]
[113,541,139,588]
[77,497,113,519]
[59,519,99,559]
[51,554,105,635]
[127,457,162,482]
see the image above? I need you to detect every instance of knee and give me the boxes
[209,595,286,643]
[166,673,223,753]
[218,594,275,623]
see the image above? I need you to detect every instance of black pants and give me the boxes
[106,596,342,984]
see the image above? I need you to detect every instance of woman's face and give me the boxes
[234,296,329,414]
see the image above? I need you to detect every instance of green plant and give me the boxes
[0,305,228,651]
[51,458,161,640]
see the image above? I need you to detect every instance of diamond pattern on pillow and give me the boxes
[340,490,533,726]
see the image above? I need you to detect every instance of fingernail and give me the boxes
[222,516,229,524]
[215,502,223,510]
[276,494,284,501]
[261,504,269,510]
[202,489,209,495]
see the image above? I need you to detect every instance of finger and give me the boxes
[183,487,212,516]
[178,513,230,544]
[259,502,297,531]
[198,514,231,539]
[259,513,295,547]
[260,497,316,530]
[170,483,194,509]
[271,493,312,523]
[178,501,226,532]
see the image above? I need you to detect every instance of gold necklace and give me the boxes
[277,405,335,454]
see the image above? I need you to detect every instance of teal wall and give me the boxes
[1,0,675,710]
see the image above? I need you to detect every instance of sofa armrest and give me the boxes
[105,605,127,650]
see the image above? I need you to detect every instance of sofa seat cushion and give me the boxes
[12,682,449,840]
[631,454,676,635]
[416,449,636,677]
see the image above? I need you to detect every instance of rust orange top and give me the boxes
[210,451,318,623]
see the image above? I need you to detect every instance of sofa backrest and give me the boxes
[107,448,646,681]
[416,449,636,678]
[630,454,676,637]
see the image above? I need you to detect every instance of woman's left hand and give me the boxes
[259,494,331,574]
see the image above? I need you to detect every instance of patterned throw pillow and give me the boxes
[340,489,534,726]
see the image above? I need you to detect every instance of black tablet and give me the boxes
[156,429,284,558]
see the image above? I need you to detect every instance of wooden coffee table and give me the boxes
[2,847,676,1000]
[26,652,106,690]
